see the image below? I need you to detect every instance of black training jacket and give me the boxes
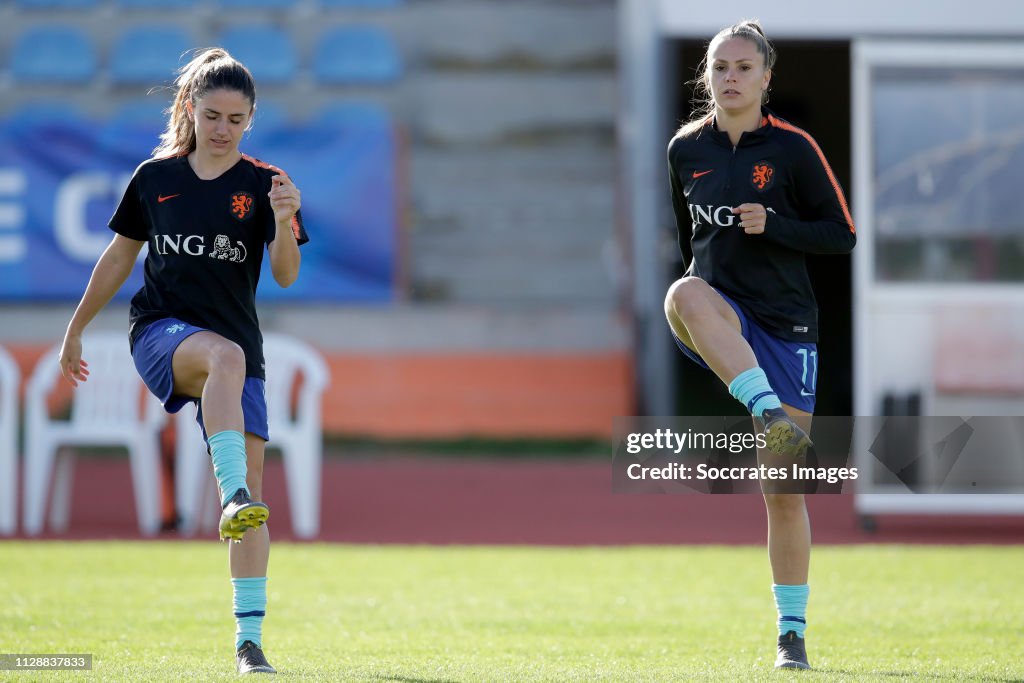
[667,108,856,342]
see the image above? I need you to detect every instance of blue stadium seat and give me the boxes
[117,0,197,8]
[320,0,402,6]
[16,0,97,7]
[315,102,391,130]
[219,26,297,85]
[110,99,171,129]
[11,27,97,84]
[5,102,89,129]
[110,27,193,85]
[313,27,401,84]
[220,0,295,9]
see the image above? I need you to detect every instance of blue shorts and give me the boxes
[670,289,818,413]
[131,317,270,441]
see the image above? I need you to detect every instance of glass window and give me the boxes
[873,67,1024,282]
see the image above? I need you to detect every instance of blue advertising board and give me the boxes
[0,115,396,302]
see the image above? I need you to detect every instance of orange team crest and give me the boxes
[751,162,775,191]
[230,192,254,221]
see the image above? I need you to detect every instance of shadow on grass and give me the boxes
[815,669,1021,682]
[274,672,460,683]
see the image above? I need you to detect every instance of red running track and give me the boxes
[9,457,1024,544]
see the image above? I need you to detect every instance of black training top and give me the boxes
[667,108,856,342]
[109,152,309,380]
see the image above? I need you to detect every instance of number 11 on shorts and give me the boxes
[797,348,817,396]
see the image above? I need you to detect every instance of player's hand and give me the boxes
[58,333,89,387]
[269,175,301,227]
[733,203,767,234]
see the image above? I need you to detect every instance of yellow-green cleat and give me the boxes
[760,408,812,459]
[219,489,269,543]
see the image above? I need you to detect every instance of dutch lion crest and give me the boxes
[230,191,254,221]
[751,161,775,191]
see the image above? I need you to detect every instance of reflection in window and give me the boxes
[873,68,1024,282]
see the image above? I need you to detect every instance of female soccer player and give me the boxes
[665,20,855,670]
[58,48,307,675]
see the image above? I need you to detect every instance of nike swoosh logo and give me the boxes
[800,389,815,397]
[158,194,181,203]
[692,169,713,178]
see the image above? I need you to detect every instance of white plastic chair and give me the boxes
[22,332,166,536]
[0,345,20,536]
[265,333,330,538]
[176,333,329,539]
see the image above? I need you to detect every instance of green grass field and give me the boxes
[1,543,1022,682]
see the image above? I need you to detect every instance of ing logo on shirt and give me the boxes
[751,161,775,191]
[230,191,255,221]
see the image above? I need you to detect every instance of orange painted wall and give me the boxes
[5,344,634,439]
[322,353,633,438]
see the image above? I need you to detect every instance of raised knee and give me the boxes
[208,340,246,379]
[667,277,712,323]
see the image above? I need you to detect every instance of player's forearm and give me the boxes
[269,221,301,288]
[67,238,140,335]
[763,214,857,255]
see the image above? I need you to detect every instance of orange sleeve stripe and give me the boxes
[241,153,288,179]
[767,115,856,234]
[241,153,302,239]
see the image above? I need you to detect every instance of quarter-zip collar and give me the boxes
[705,107,776,148]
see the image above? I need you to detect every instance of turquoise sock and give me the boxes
[233,577,267,650]
[773,583,809,637]
[728,367,782,418]
[208,430,249,506]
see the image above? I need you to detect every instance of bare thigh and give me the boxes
[170,331,245,398]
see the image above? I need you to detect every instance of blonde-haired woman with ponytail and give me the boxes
[59,47,308,675]
[665,20,856,670]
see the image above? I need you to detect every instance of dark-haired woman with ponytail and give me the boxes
[59,47,308,675]
[665,20,855,670]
